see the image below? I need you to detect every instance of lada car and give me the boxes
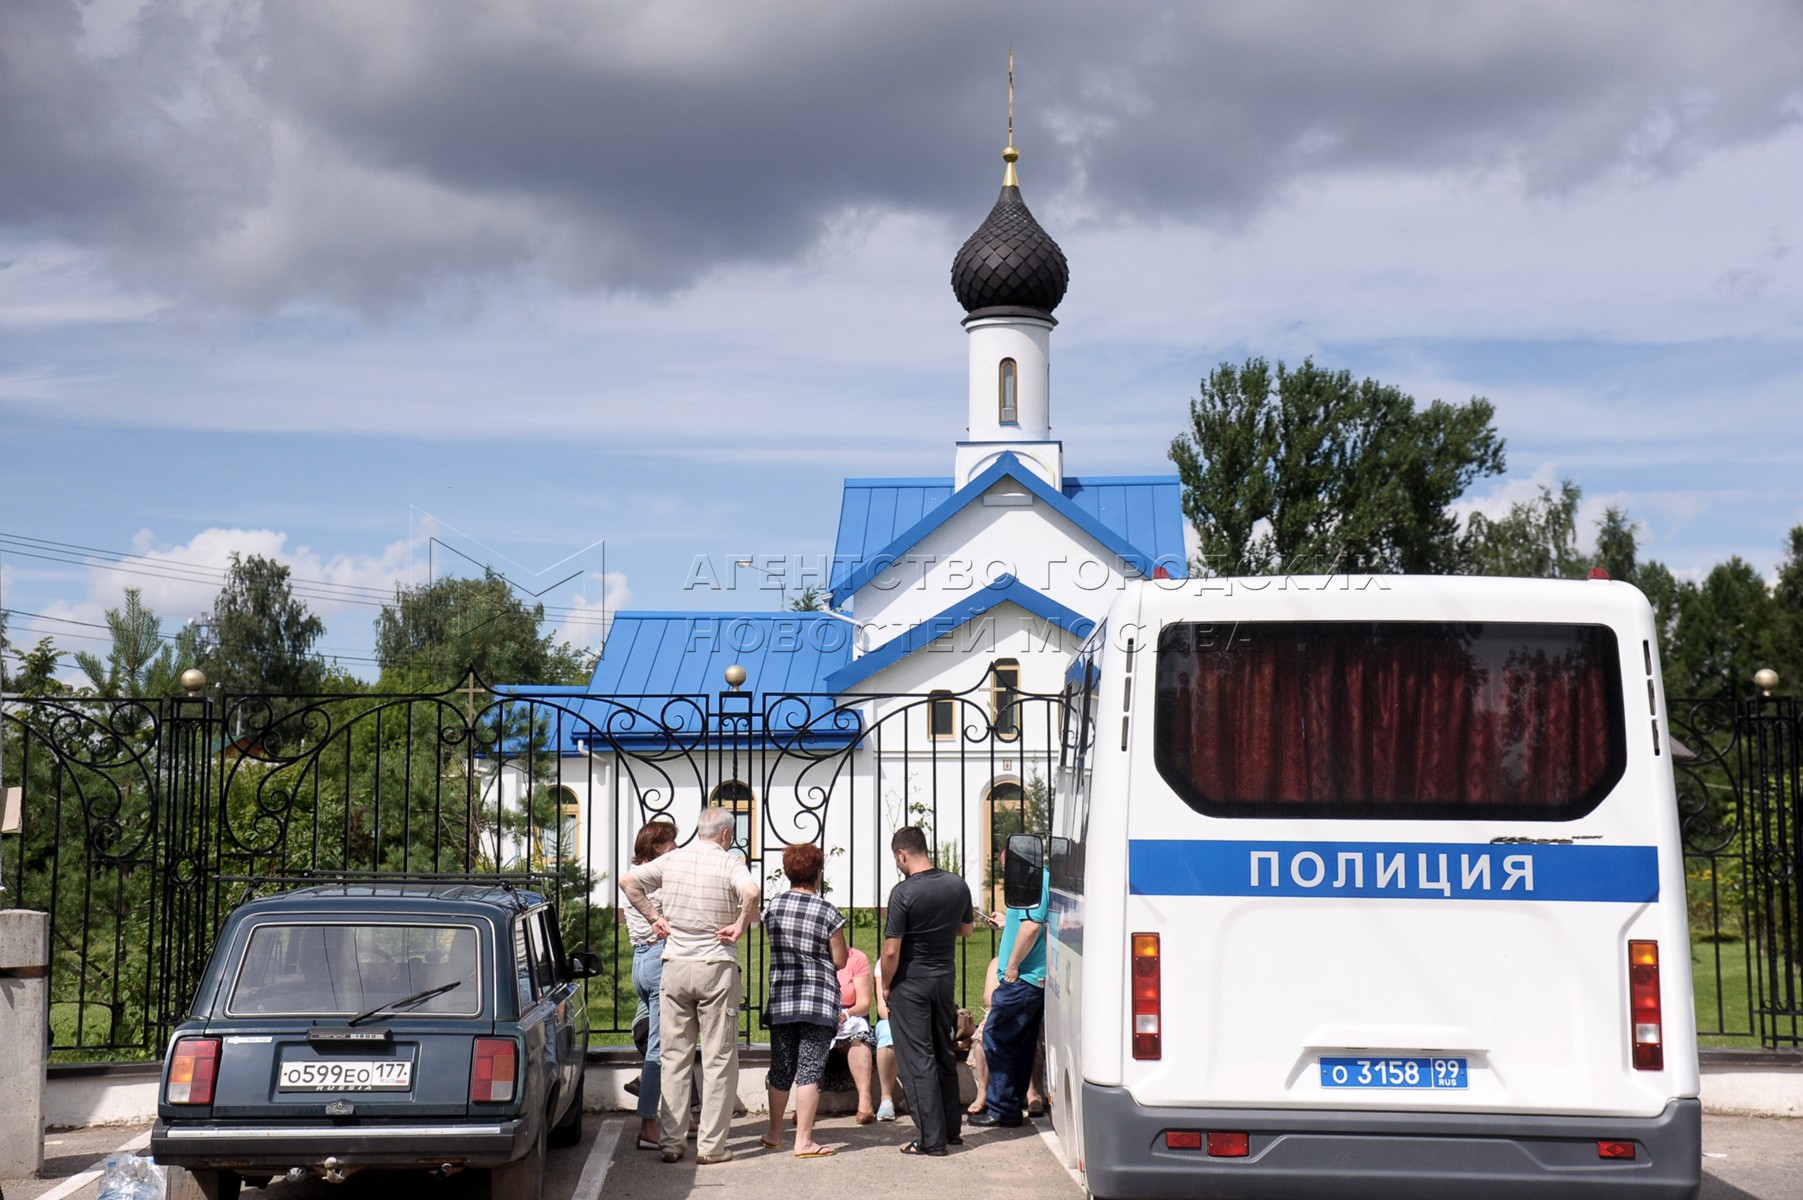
[151,882,599,1200]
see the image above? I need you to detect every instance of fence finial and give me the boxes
[1753,667,1778,697]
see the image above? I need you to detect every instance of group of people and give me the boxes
[619,809,1050,1163]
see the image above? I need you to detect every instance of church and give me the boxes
[507,125,1187,910]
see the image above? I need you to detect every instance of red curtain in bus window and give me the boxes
[1156,623,1625,818]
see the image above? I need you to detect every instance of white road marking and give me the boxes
[37,1128,151,1200]
[570,1118,624,1200]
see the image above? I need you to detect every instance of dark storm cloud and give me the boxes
[4,0,1800,314]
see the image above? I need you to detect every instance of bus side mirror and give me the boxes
[1003,833,1044,909]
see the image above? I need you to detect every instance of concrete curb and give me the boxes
[44,1058,1803,1129]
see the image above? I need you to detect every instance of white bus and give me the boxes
[1007,576,1700,1199]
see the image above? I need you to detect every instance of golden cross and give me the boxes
[1003,48,1020,186]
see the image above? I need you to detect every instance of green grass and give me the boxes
[1691,934,1803,1048]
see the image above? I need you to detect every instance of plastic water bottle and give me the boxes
[96,1153,164,1200]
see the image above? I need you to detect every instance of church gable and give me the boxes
[829,452,1185,608]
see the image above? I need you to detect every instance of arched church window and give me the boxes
[709,780,757,858]
[992,659,1021,740]
[999,358,1018,424]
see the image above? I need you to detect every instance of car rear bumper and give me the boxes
[150,1117,533,1171]
[1081,1083,1701,1200]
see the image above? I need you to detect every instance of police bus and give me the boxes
[1007,575,1700,1199]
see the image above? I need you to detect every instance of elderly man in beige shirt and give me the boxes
[621,806,759,1163]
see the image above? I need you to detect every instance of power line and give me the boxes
[0,532,614,626]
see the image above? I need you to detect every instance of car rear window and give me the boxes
[226,922,482,1017]
[1153,621,1627,820]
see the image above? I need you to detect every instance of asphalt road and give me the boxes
[4,1111,1799,1200]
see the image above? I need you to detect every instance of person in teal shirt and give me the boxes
[969,864,1051,1127]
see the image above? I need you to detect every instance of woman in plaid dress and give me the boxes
[761,842,850,1157]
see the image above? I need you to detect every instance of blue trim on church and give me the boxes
[821,574,1095,692]
[828,455,1188,600]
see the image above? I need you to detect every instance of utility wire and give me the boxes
[0,532,613,626]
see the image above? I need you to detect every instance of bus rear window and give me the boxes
[1153,621,1627,820]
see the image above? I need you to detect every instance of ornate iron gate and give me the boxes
[1674,690,1803,1049]
[1,668,1060,1059]
[9,672,1799,1060]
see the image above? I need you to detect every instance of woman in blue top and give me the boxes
[760,842,849,1158]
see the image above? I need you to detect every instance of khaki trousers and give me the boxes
[658,956,741,1157]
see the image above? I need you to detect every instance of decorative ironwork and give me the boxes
[2,665,1063,1059]
[18,666,1793,1059]
[1674,693,1803,1048]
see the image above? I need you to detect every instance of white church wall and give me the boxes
[849,482,1133,640]
[964,314,1052,444]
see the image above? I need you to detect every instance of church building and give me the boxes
[511,127,1187,909]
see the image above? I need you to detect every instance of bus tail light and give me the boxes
[471,1037,518,1103]
[1628,940,1663,1070]
[167,1037,219,1105]
[1131,933,1161,1060]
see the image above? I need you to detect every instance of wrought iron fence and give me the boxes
[0,668,1060,1060]
[1675,692,1802,1049]
[6,671,1800,1060]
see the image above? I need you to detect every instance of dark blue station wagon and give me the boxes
[150,883,599,1200]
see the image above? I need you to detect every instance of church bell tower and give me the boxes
[949,65,1070,489]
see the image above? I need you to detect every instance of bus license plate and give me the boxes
[278,1059,412,1091]
[1319,1057,1467,1089]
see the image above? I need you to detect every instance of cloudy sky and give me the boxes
[2,0,1800,681]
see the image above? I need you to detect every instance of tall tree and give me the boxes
[1768,527,1803,692]
[374,572,586,689]
[72,588,198,696]
[1464,481,1587,579]
[1664,558,1777,699]
[1170,357,1506,576]
[8,636,68,695]
[202,553,327,695]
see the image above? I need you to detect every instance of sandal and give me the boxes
[794,1146,837,1158]
[856,1110,876,1125]
[759,1135,782,1150]
[899,1140,947,1157]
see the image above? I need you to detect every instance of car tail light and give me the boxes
[1207,1132,1249,1158]
[167,1037,219,1105]
[1628,940,1663,1070]
[1164,1130,1202,1150]
[1131,933,1161,1060]
[1598,1140,1637,1160]
[471,1037,518,1103]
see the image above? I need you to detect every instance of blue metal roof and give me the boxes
[499,612,859,750]
[829,458,1188,599]
[832,477,956,586]
[822,575,1096,692]
[828,453,1190,599]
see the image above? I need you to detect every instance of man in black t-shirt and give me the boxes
[879,825,974,1156]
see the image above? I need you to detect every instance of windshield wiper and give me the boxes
[347,980,461,1026]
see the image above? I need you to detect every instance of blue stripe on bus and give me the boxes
[1128,840,1659,903]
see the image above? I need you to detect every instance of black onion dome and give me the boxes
[951,184,1069,315]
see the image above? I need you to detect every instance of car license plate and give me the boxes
[278,1059,413,1091]
[1318,1056,1467,1089]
